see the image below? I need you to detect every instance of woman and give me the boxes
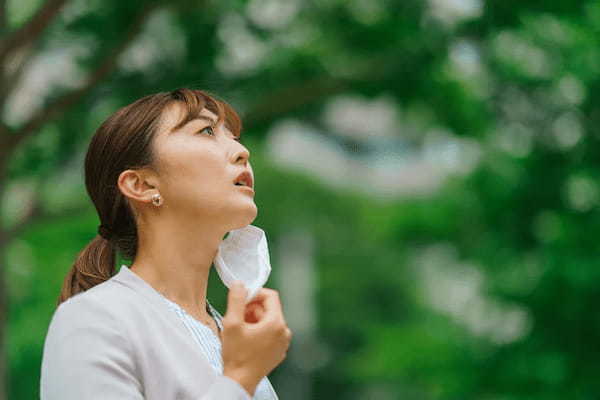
[40,88,292,399]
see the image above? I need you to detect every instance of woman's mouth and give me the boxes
[233,171,254,189]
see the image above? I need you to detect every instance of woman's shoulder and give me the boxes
[47,276,141,340]
[40,279,144,399]
[58,274,129,307]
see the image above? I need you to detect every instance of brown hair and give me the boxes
[57,88,242,306]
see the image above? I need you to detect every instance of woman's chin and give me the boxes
[231,205,258,229]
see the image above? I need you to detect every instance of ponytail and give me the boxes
[57,235,117,306]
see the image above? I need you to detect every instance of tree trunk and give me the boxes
[0,237,7,400]
[0,150,10,400]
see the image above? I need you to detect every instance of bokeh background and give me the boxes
[1,0,600,399]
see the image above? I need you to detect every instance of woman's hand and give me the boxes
[244,297,266,323]
[221,283,293,397]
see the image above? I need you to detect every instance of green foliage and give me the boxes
[5,0,600,398]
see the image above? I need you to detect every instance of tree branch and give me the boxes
[5,3,161,151]
[242,53,396,130]
[0,0,69,63]
[0,124,12,182]
[243,77,348,129]
[0,0,7,34]
[0,43,34,109]
[0,121,10,137]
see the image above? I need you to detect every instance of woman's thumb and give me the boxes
[224,281,247,324]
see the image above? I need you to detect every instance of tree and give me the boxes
[4,0,600,399]
[0,0,426,397]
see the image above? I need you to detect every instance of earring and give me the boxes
[151,193,163,206]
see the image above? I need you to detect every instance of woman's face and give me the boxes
[149,101,257,231]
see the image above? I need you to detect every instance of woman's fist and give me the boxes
[220,283,293,397]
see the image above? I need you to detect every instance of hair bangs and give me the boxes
[168,88,242,139]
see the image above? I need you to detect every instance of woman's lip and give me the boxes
[234,171,254,189]
[236,185,255,194]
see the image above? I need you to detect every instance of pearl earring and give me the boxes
[151,193,163,206]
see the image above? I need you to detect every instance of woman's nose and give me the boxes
[234,146,250,164]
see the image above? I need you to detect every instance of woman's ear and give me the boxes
[117,169,159,205]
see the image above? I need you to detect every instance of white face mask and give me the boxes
[213,224,272,303]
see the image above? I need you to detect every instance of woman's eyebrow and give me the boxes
[169,115,216,134]
[193,115,217,125]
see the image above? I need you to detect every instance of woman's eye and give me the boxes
[197,126,214,136]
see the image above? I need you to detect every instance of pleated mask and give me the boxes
[213,224,272,303]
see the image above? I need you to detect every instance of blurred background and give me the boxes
[1,0,600,399]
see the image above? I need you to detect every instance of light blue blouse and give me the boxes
[156,291,279,400]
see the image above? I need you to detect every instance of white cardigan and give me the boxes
[40,264,255,400]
